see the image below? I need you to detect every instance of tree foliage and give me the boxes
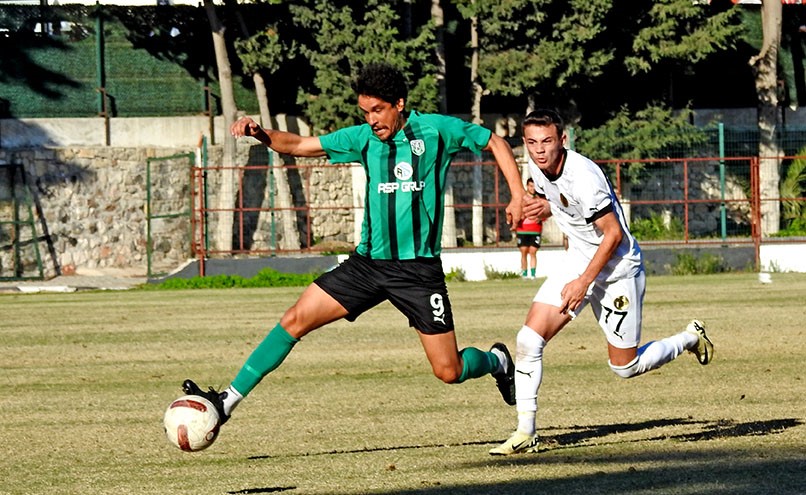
[0,0,755,143]
[577,105,707,162]
[455,0,613,99]
[453,0,743,133]
[234,24,297,76]
[226,0,744,157]
[289,0,437,132]
[626,0,742,74]
[781,149,806,224]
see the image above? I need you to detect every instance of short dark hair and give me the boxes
[353,63,408,105]
[523,109,564,137]
[526,177,534,185]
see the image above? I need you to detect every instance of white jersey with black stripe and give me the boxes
[527,148,642,282]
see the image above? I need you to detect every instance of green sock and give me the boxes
[231,323,299,397]
[457,347,499,383]
[530,268,536,277]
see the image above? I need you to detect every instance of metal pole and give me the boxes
[146,159,153,278]
[269,150,276,254]
[187,152,194,261]
[22,169,44,279]
[11,166,21,277]
[95,2,104,114]
[202,136,210,254]
[94,2,110,145]
[567,126,575,151]
[718,122,727,242]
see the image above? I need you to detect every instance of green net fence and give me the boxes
[0,4,261,118]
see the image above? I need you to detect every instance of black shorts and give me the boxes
[314,254,454,335]
[517,233,541,248]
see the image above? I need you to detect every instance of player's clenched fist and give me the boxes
[230,117,263,138]
[523,195,551,222]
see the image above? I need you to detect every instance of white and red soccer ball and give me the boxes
[163,395,220,452]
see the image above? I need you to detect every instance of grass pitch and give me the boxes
[1,273,804,494]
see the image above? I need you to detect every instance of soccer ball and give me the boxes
[163,395,221,452]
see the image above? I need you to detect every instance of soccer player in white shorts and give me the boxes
[490,109,715,456]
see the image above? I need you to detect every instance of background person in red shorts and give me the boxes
[516,178,543,279]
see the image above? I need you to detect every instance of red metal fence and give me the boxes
[188,155,806,276]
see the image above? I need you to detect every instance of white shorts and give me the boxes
[533,269,646,349]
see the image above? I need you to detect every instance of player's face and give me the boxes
[358,95,405,141]
[523,124,565,174]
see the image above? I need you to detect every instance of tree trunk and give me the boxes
[432,0,456,248]
[250,76,302,252]
[749,0,782,236]
[432,0,447,112]
[470,11,483,246]
[225,0,302,252]
[204,0,237,253]
[524,94,535,177]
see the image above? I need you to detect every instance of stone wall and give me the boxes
[0,144,395,278]
[0,147,198,278]
[622,159,752,237]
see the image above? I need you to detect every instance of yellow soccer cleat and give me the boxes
[685,320,714,365]
[489,430,539,456]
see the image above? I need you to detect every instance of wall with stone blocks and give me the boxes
[0,147,198,278]
[4,144,519,278]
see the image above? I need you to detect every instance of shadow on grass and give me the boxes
[227,488,295,494]
[388,455,805,495]
[237,418,803,494]
[544,417,802,448]
[246,417,801,460]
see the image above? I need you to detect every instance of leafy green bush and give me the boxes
[630,212,684,241]
[778,151,806,235]
[445,267,466,283]
[773,217,806,237]
[142,268,320,290]
[483,265,521,280]
[773,152,806,237]
[667,252,729,275]
[577,105,707,163]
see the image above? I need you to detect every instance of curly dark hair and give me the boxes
[353,62,408,105]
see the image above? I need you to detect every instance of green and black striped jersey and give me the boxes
[319,111,492,260]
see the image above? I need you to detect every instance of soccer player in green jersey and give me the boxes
[182,63,526,438]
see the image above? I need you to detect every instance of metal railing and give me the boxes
[188,154,806,275]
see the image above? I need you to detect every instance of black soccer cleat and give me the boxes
[182,379,230,424]
[491,343,516,406]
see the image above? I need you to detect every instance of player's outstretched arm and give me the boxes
[484,133,524,228]
[230,116,327,158]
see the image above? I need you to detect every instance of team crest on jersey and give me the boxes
[394,162,414,181]
[410,139,425,156]
[560,194,569,207]
[613,295,629,310]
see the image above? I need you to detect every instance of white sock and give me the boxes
[515,326,545,436]
[681,328,699,350]
[610,331,694,378]
[222,385,243,417]
[489,347,507,376]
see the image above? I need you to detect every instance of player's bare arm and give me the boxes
[559,210,622,315]
[484,133,524,228]
[230,116,326,158]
